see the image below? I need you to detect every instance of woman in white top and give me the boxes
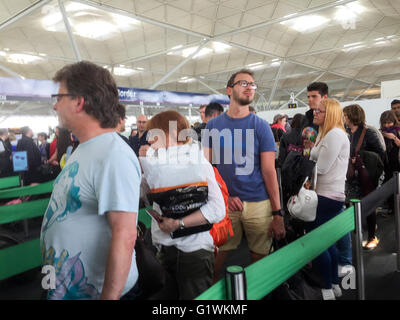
[138,110,225,300]
[308,98,350,300]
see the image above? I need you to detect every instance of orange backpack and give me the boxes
[210,167,234,248]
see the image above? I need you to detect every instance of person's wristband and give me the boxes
[272,209,284,217]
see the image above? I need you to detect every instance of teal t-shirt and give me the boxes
[40,132,141,300]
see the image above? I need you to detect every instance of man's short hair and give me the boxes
[38,132,48,140]
[53,61,120,129]
[227,69,255,88]
[116,103,126,120]
[21,126,31,136]
[0,128,8,136]
[307,82,329,97]
[205,102,224,118]
[391,99,400,107]
[199,104,207,110]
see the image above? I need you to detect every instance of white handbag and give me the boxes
[287,166,318,222]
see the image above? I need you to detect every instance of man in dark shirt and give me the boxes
[195,102,224,142]
[116,103,134,151]
[305,82,328,132]
[391,99,400,123]
[129,114,149,156]
[0,128,13,177]
[16,126,42,184]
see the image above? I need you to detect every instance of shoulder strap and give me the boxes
[355,127,367,154]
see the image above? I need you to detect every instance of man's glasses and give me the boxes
[51,94,77,104]
[231,80,257,90]
[313,109,326,114]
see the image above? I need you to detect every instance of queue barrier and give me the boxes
[197,173,400,300]
[1,173,399,299]
[0,176,21,190]
[196,206,355,300]
[0,180,152,281]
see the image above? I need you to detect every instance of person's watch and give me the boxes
[272,209,284,217]
[179,218,185,229]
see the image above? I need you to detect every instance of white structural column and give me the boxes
[58,0,82,61]
[149,40,210,90]
[267,61,285,110]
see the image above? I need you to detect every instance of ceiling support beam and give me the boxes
[58,0,82,61]
[294,72,326,99]
[215,0,358,39]
[149,40,210,90]
[71,0,209,39]
[267,61,285,110]
[278,71,326,109]
[352,82,376,101]
[195,78,221,95]
[0,0,53,31]
[341,79,355,101]
[0,64,25,79]
[118,41,201,65]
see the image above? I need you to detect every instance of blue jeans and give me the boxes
[305,195,344,289]
[336,232,352,265]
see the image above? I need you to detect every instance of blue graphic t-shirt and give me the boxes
[40,132,141,300]
[203,112,276,202]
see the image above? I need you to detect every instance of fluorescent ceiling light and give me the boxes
[281,15,329,32]
[74,21,116,40]
[179,77,196,83]
[41,4,139,40]
[0,51,6,57]
[270,61,281,67]
[343,42,363,48]
[212,42,231,53]
[6,53,43,64]
[342,45,365,52]
[113,67,136,76]
[181,46,212,59]
[335,3,365,24]
[247,62,263,67]
[169,43,228,59]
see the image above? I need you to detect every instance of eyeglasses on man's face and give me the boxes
[51,94,77,104]
[231,80,257,90]
[313,109,326,115]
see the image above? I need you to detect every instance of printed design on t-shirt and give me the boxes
[42,244,100,300]
[42,161,82,233]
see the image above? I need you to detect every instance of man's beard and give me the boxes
[232,91,254,106]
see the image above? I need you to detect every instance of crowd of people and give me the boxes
[1,60,399,301]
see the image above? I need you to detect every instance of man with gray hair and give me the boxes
[130,114,149,156]
[41,61,141,300]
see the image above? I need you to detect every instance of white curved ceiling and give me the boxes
[0,0,399,115]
